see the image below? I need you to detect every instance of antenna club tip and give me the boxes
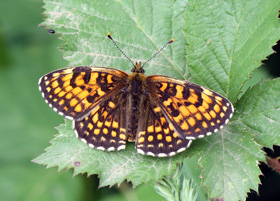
[107,33,112,39]
[169,38,175,43]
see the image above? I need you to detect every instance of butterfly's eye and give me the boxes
[139,68,145,73]
[131,68,136,73]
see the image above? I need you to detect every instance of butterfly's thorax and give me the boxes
[127,72,147,94]
[125,71,149,141]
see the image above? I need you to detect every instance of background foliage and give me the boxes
[0,0,279,201]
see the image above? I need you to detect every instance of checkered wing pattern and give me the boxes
[147,75,234,140]
[39,65,234,157]
[136,97,191,157]
[38,67,128,121]
[74,90,128,151]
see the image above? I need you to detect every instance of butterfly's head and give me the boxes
[131,62,144,73]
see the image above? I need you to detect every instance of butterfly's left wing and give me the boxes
[38,66,128,121]
[74,90,129,151]
[147,75,234,140]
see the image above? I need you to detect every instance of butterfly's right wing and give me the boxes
[146,75,234,140]
[39,66,128,121]
[135,96,191,157]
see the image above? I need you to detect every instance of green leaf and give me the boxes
[34,120,187,187]
[42,0,188,79]
[232,78,280,148]
[191,78,280,200]
[184,0,280,102]
[183,0,280,200]
[188,124,264,201]
[184,78,280,200]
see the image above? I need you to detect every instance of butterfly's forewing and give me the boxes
[135,96,191,157]
[147,75,234,140]
[39,67,128,121]
[74,90,128,151]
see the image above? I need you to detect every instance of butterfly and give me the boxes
[38,34,234,157]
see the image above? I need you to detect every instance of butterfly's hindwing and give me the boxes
[39,67,128,120]
[74,90,128,151]
[147,75,234,139]
[135,96,191,157]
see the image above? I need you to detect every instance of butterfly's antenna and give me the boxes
[107,33,135,67]
[141,39,174,68]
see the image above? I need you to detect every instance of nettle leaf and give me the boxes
[183,0,280,200]
[184,0,280,103]
[194,78,280,201]
[232,78,280,149]
[187,124,264,201]
[42,0,188,78]
[34,120,187,187]
[36,0,280,199]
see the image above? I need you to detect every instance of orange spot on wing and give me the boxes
[70,99,78,107]
[147,125,154,132]
[209,110,216,118]
[148,136,154,142]
[187,105,198,114]
[202,101,209,109]
[195,113,202,120]
[72,87,82,95]
[203,112,211,120]
[111,131,117,137]
[202,121,208,128]
[120,134,126,140]
[198,106,206,113]
[214,104,220,112]
[179,106,191,116]
[103,128,108,134]
[181,121,189,130]
[52,80,59,88]
[61,74,73,82]
[166,136,172,142]
[157,134,163,140]
[88,123,93,130]
[59,99,64,105]
[138,137,145,143]
[175,85,184,98]
[201,93,213,104]
[94,129,100,135]
[89,73,99,84]
[187,117,196,126]
[54,87,61,94]
[75,104,82,112]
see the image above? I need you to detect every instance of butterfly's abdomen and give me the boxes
[126,73,148,141]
